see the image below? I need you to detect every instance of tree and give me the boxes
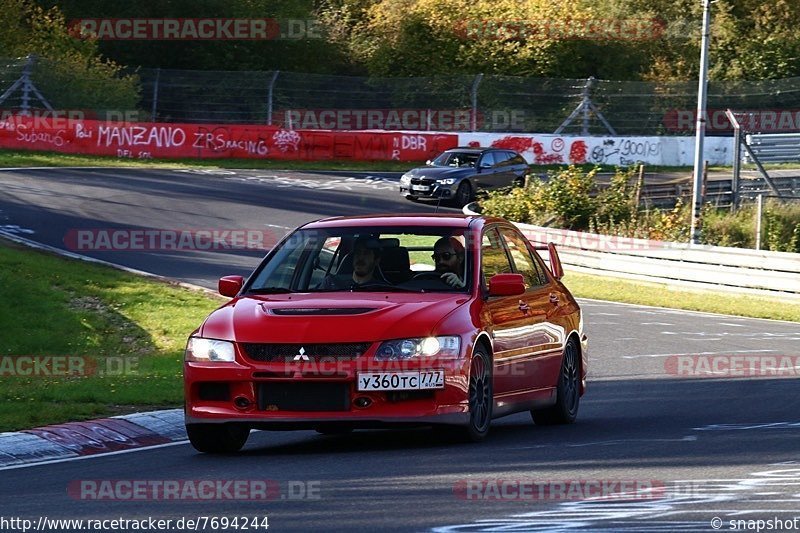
[0,0,138,111]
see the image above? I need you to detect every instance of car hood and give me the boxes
[199,292,471,343]
[406,166,471,178]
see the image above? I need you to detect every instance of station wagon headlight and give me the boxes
[400,174,412,184]
[185,337,236,362]
[436,178,456,185]
[375,336,461,360]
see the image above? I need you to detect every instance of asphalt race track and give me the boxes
[1,167,799,532]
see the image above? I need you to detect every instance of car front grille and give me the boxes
[410,177,435,186]
[257,382,350,411]
[241,342,371,362]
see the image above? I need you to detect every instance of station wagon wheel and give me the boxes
[186,423,250,453]
[454,181,473,207]
[463,348,493,441]
[531,337,580,425]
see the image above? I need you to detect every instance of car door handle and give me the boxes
[549,293,560,305]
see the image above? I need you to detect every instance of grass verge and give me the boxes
[564,270,800,322]
[0,238,222,432]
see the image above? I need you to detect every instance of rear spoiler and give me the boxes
[532,242,564,280]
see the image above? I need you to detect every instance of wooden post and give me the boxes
[634,164,644,207]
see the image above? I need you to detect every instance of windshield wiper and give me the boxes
[247,287,293,294]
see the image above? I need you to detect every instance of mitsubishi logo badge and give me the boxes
[293,347,310,361]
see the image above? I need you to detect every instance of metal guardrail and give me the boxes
[744,133,800,164]
[514,223,800,300]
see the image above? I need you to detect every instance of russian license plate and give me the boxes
[411,185,430,192]
[357,371,444,391]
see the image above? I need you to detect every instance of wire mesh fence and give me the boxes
[4,55,800,135]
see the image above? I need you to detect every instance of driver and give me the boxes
[351,236,382,284]
[432,236,465,288]
[320,235,387,289]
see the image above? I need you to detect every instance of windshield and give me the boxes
[430,151,480,168]
[246,226,472,294]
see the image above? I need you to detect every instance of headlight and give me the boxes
[185,337,236,362]
[400,174,412,184]
[436,178,456,185]
[375,336,461,360]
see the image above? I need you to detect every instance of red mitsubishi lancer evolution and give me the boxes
[184,214,588,452]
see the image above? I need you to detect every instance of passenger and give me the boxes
[432,236,465,288]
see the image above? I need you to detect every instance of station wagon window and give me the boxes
[499,228,546,287]
[481,227,513,286]
[494,151,512,166]
[479,152,496,167]
[509,153,527,165]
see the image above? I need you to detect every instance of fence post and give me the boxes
[634,164,645,207]
[20,55,35,115]
[730,117,741,210]
[470,73,483,132]
[755,194,763,250]
[581,77,592,136]
[151,68,160,122]
[267,70,280,125]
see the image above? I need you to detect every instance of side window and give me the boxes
[496,151,513,166]
[530,249,551,284]
[510,154,527,165]
[500,228,546,288]
[481,227,513,287]
[480,152,496,168]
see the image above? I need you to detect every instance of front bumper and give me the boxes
[399,182,456,200]
[185,357,470,428]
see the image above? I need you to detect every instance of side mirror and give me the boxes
[488,273,525,296]
[218,275,244,297]
[547,242,564,280]
[425,159,432,165]
[479,162,492,169]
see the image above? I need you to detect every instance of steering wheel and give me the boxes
[412,271,443,281]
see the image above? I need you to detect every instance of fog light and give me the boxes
[234,396,252,409]
[353,396,372,408]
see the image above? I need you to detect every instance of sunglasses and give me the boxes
[432,252,458,261]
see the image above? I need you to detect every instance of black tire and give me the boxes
[186,423,250,453]
[454,180,473,207]
[513,175,526,188]
[459,348,493,441]
[531,337,580,425]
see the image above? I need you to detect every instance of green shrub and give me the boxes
[482,167,800,252]
[763,200,800,253]
[701,204,756,248]
[482,165,599,229]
